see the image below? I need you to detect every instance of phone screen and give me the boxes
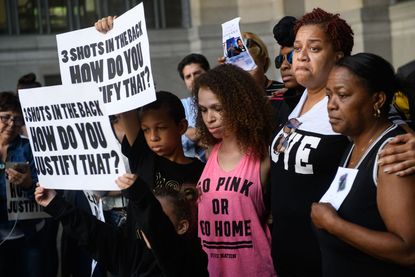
[5,162,29,173]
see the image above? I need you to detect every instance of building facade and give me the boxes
[1,0,415,97]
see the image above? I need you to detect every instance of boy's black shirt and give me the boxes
[45,129,206,276]
[121,130,205,189]
[45,129,207,276]
[45,177,209,277]
[121,129,205,239]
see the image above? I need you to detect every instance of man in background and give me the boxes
[177,53,210,161]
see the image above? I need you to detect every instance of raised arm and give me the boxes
[117,109,140,146]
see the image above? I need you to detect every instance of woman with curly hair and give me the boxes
[192,64,276,277]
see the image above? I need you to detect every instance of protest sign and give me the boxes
[18,83,126,190]
[222,17,257,71]
[6,179,50,220]
[56,3,156,115]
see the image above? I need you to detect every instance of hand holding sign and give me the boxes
[95,16,117,33]
[56,3,156,115]
[19,83,127,191]
[115,173,138,190]
[35,186,57,207]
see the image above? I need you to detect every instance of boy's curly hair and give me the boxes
[192,64,274,160]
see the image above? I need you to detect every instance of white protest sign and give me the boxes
[56,3,156,115]
[6,180,50,220]
[222,17,256,71]
[18,83,126,190]
[319,167,358,210]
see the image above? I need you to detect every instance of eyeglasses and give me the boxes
[0,114,25,127]
[273,118,302,154]
[275,50,294,69]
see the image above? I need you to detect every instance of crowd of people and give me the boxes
[0,6,415,277]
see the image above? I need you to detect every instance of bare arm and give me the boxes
[260,155,272,224]
[378,133,415,176]
[260,155,270,190]
[117,110,140,146]
[311,166,415,266]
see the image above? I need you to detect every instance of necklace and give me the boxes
[348,136,376,167]
[348,123,390,168]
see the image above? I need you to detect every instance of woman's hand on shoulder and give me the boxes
[115,173,138,190]
[378,133,415,176]
[35,185,57,207]
[95,16,117,33]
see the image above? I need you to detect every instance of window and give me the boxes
[18,0,41,34]
[0,0,7,34]
[0,0,190,35]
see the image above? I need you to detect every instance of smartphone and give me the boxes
[5,162,29,173]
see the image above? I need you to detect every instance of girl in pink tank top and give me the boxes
[192,64,277,277]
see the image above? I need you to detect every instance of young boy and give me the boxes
[35,174,208,277]
[119,90,205,190]
[36,91,207,276]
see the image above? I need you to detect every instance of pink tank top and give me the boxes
[198,144,276,277]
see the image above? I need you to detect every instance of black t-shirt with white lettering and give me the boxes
[269,91,349,277]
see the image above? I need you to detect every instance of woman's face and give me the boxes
[197,87,225,139]
[326,66,377,137]
[279,46,299,89]
[0,110,23,143]
[293,24,339,91]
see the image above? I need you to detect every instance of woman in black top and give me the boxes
[312,53,415,276]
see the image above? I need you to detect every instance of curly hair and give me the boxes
[294,8,354,56]
[192,64,274,160]
[243,32,270,73]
